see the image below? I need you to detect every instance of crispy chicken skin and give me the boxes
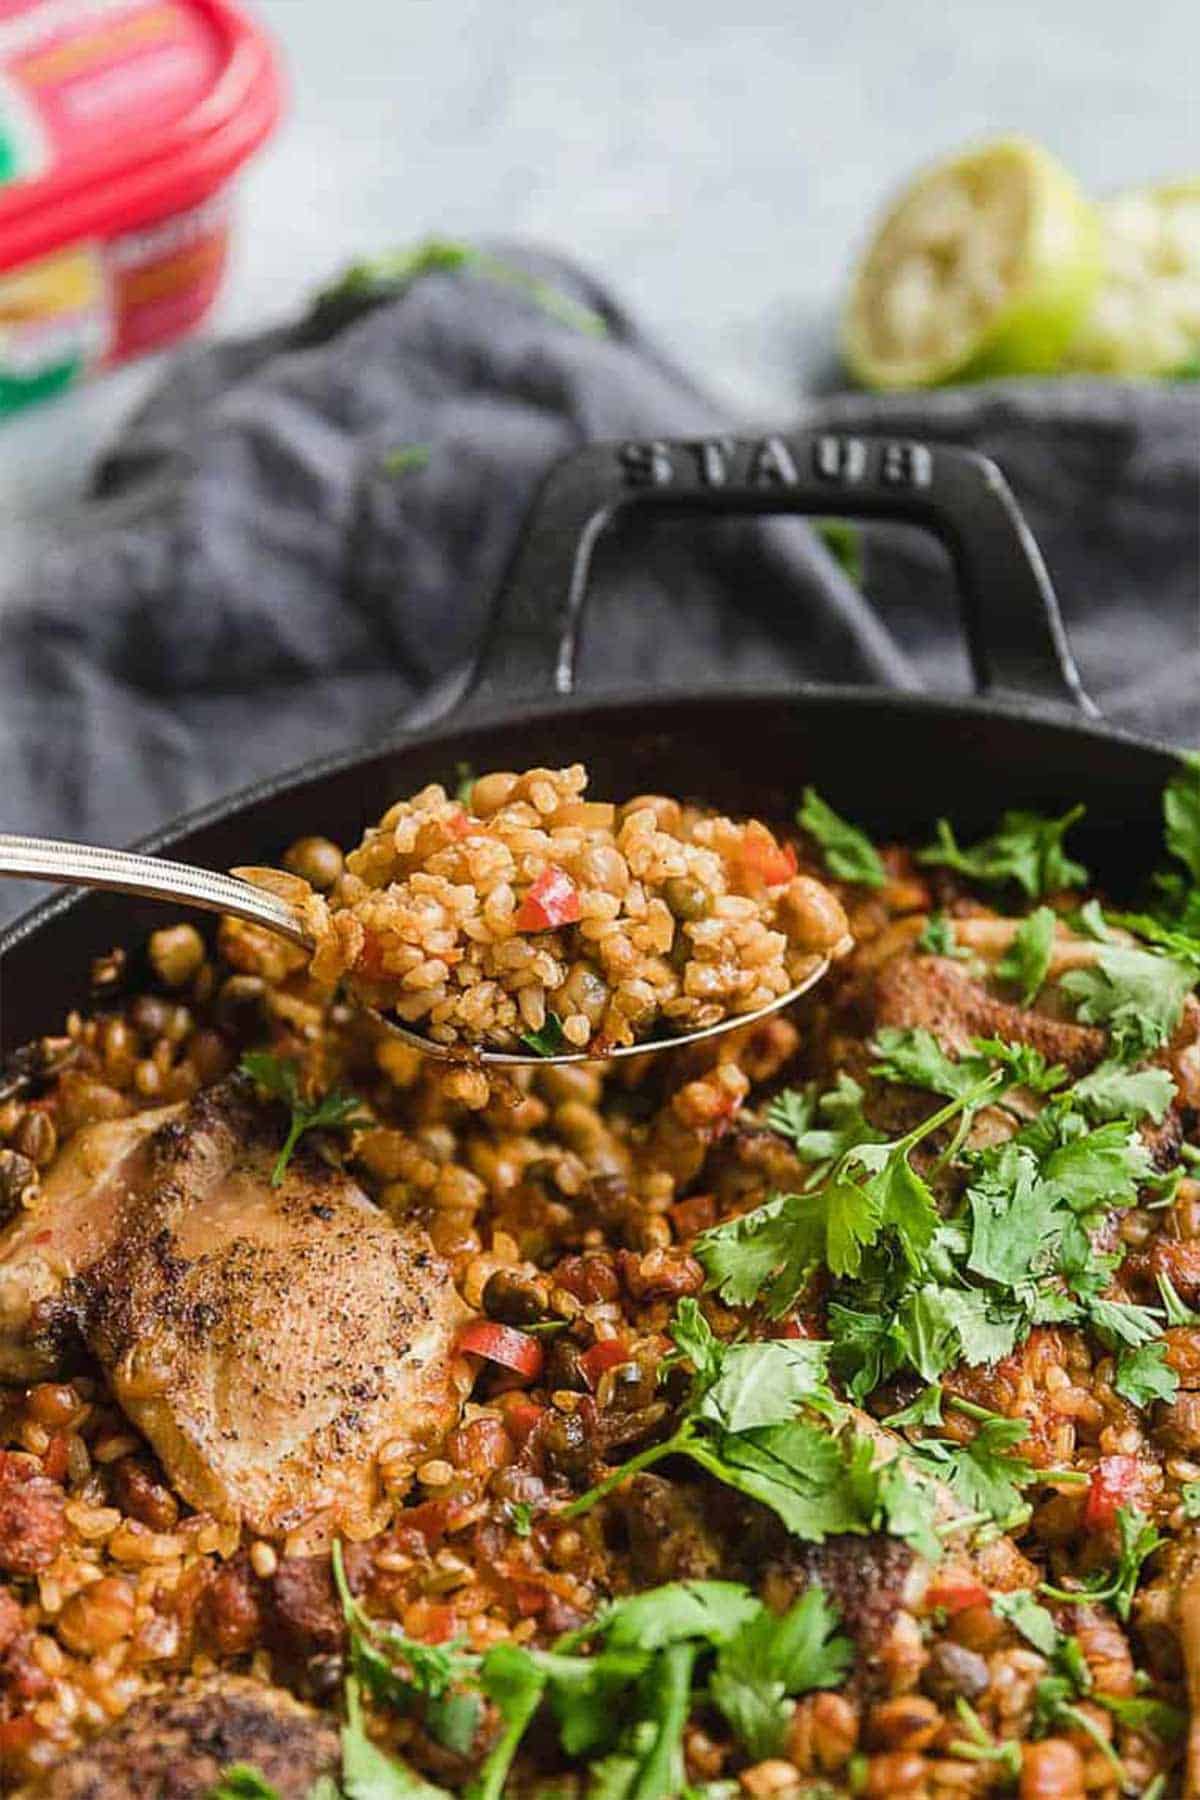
[0,1081,471,1537]
[0,1103,181,1382]
[19,1676,339,1799]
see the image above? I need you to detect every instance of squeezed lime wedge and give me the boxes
[842,137,1101,390]
[1064,178,1200,377]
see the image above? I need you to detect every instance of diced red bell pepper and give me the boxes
[579,1339,631,1390]
[738,824,798,886]
[0,1715,37,1756]
[500,1396,544,1446]
[1084,1454,1142,1531]
[457,1320,544,1380]
[514,866,581,932]
[926,1580,991,1617]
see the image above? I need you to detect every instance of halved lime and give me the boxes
[1064,178,1200,376]
[842,137,1101,390]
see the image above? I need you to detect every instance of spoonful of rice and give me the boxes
[0,765,851,1067]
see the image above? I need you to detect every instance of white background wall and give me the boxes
[2,0,1194,523]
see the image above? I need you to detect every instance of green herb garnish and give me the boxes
[918,804,1088,899]
[997,905,1056,1004]
[205,1771,282,1800]
[380,444,430,476]
[797,788,886,888]
[1060,944,1196,1061]
[240,1053,369,1186]
[519,1012,567,1058]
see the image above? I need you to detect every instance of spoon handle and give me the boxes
[0,835,310,948]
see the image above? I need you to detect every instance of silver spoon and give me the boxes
[0,834,831,1067]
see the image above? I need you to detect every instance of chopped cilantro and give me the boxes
[913,1414,1035,1529]
[341,1673,452,1797]
[970,1038,1069,1094]
[1086,1298,1164,1350]
[763,1073,886,1179]
[1157,1273,1196,1326]
[699,1078,996,1316]
[1060,944,1195,1061]
[205,1771,281,1800]
[508,1500,534,1537]
[996,905,1056,1005]
[992,1589,1060,1656]
[1041,1506,1163,1621]
[1113,1340,1179,1409]
[1071,1061,1177,1124]
[761,1085,814,1147]
[814,520,863,586]
[453,761,475,806]
[918,804,1088,900]
[917,911,971,958]
[314,238,607,339]
[563,1303,941,1557]
[796,788,885,888]
[1071,898,1116,942]
[239,1053,369,1186]
[1165,752,1200,883]
[871,1027,990,1100]
[709,1587,853,1759]
[519,1012,567,1057]
[948,1697,1022,1778]
[380,444,430,476]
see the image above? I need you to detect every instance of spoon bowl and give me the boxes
[0,834,830,1066]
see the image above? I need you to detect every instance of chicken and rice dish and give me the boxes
[3,760,1200,1800]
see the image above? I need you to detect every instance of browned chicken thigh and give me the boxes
[0,1081,471,1537]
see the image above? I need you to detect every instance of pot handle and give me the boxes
[467,433,1096,716]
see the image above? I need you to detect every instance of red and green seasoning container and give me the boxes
[0,0,281,415]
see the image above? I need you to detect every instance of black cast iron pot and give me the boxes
[0,431,1179,1051]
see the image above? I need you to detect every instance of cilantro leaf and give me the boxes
[1037,1115,1154,1212]
[762,1086,814,1146]
[967,1146,1063,1289]
[1060,946,1195,1062]
[1072,898,1116,942]
[871,1027,991,1100]
[205,1771,281,1800]
[1113,1341,1178,1409]
[797,789,885,888]
[240,1052,368,1186]
[692,1337,839,1432]
[774,1074,887,1173]
[915,1416,1034,1527]
[882,1384,945,1428]
[519,1012,567,1058]
[1041,1507,1163,1622]
[970,1038,1069,1094]
[585,1582,761,1653]
[341,1676,452,1799]
[918,805,1088,900]
[917,911,971,958]
[471,1644,548,1800]
[992,1590,1060,1656]
[1087,1298,1164,1350]
[997,906,1056,1005]
[710,1588,852,1759]
[1071,1062,1177,1124]
[380,444,431,476]
[1165,751,1200,883]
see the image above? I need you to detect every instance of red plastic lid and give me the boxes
[0,0,281,274]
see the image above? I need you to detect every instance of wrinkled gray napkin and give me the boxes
[1,243,1196,926]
